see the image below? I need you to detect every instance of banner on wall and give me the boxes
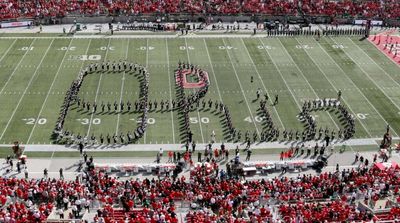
[354,20,383,26]
[0,21,32,28]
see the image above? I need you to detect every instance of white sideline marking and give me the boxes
[365,37,400,70]
[165,39,176,144]
[348,37,400,97]
[0,136,386,150]
[143,39,149,144]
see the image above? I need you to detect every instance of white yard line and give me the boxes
[0,39,17,63]
[143,39,149,144]
[0,39,36,94]
[86,39,112,136]
[258,38,302,109]
[26,40,92,144]
[165,39,176,144]
[240,38,285,129]
[222,38,260,137]
[26,39,75,143]
[347,37,400,89]
[203,39,235,142]
[184,38,205,143]
[331,38,400,122]
[294,37,373,137]
[203,39,224,102]
[276,38,340,130]
[115,39,130,135]
[314,38,399,137]
[0,39,55,142]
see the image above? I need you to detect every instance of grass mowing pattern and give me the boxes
[0,36,399,145]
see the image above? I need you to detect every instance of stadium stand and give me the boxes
[278,200,373,222]
[0,0,400,20]
[0,158,399,222]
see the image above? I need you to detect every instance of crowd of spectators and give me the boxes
[1,0,400,20]
[0,155,399,222]
[279,200,372,222]
[0,178,54,222]
[301,0,400,19]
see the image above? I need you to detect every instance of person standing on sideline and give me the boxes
[168,151,173,163]
[83,152,88,163]
[59,168,64,179]
[156,153,160,164]
[16,161,21,173]
[192,141,196,152]
[24,168,28,179]
[211,131,216,143]
[44,168,48,178]
[79,143,84,155]
[245,148,252,161]
[58,208,64,219]
[355,151,360,163]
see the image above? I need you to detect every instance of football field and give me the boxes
[0,35,400,145]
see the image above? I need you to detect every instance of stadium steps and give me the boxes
[374,212,393,221]
[110,209,145,221]
[46,207,79,222]
[374,199,388,209]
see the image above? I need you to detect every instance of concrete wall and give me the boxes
[8,14,400,27]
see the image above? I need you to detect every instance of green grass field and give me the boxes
[0,35,399,145]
